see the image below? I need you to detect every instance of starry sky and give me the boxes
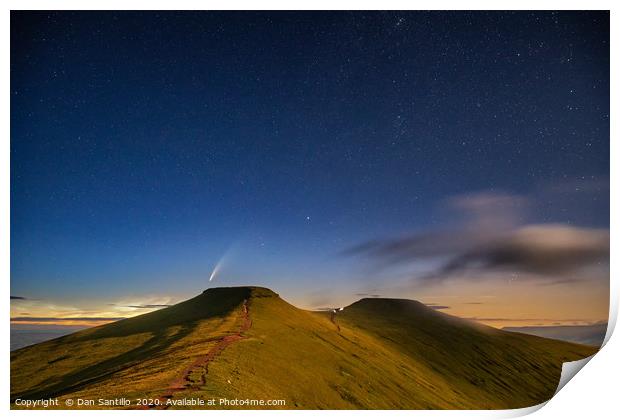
[10,11,609,328]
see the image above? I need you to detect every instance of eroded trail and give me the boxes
[147,299,252,409]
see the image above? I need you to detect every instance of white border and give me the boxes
[3,2,616,419]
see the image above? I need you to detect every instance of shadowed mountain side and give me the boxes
[11,287,596,409]
[503,323,607,346]
[10,287,254,401]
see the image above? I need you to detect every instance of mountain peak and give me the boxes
[201,285,279,298]
[348,297,427,311]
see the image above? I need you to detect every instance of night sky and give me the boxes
[11,11,609,326]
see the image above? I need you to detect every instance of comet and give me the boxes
[208,245,236,283]
[208,259,224,282]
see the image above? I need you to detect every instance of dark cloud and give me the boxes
[343,190,609,285]
[346,224,608,282]
[433,225,608,279]
[464,302,483,305]
[343,229,486,265]
[355,293,382,298]
[426,305,450,310]
[344,192,609,284]
[10,296,27,300]
[11,317,125,322]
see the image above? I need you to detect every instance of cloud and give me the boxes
[11,316,125,322]
[342,191,528,265]
[466,317,594,323]
[433,224,608,279]
[355,293,382,298]
[445,191,530,230]
[107,296,177,311]
[426,305,450,310]
[10,296,27,300]
[344,191,609,284]
[538,278,583,287]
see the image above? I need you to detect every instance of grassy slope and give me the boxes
[202,291,596,409]
[10,287,251,403]
[335,298,596,408]
[11,287,597,409]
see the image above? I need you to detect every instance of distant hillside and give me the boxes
[503,323,607,346]
[11,286,597,409]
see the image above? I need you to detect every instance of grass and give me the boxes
[10,287,251,404]
[11,286,597,409]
